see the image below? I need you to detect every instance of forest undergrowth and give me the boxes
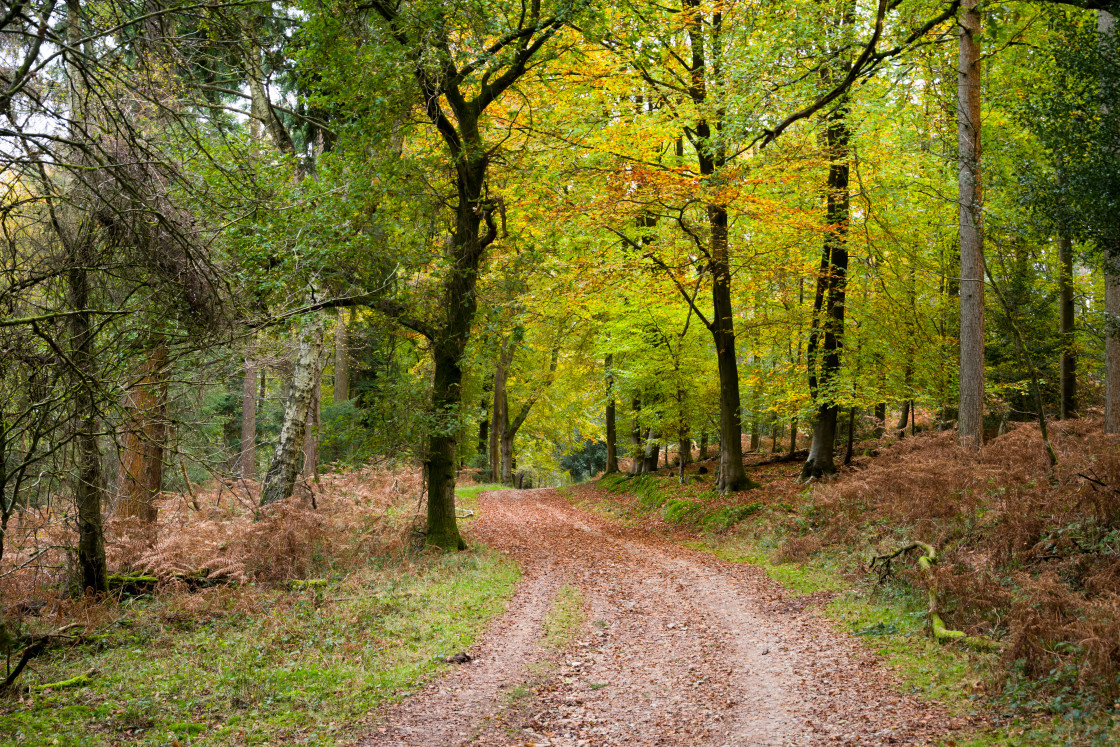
[578,419,1120,745]
[0,469,519,745]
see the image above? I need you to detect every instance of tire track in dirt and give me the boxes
[358,488,969,746]
[354,572,561,747]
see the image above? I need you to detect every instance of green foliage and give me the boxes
[703,502,766,531]
[661,499,704,524]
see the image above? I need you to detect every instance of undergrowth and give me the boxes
[0,471,521,745]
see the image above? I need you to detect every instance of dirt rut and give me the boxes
[358,488,966,746]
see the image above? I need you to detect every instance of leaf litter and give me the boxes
[358,487,971,746]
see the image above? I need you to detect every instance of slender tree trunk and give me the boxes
[500,431,514,485]
[240,356,257,480]
[302,371,321,480]
[490,341,510,483]
[477,397,489,472]
[334,308,350,403]
[788,417,798,456]
[749,383,761,451]
[63,0,106,594]
[70,263,107,594]
[605,355,618,473]
[261,315,323,506]
[629,398,643,476]
[698,430,708,460]
[801,0,852,481]
[957,0,985,449]
[1101,11,1120,434]
[1058,230,1076,419]
[874,402,886,438]
[771,417,780,453]
[681,2,751,492]
[844,406,856,466]
[117,343,169,522]
[711,205,751,491]
[1107,259,1120,433]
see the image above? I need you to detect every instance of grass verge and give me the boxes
[0,547,518,745]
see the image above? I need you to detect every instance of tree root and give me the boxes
[869,542,1002,652]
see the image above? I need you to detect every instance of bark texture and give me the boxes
[605,355,618,473]
[957,0,985,449]
[240,356,257,480]
[1102,11,1120,434]
[65,0,106,594]
[260,315,323,506]
[629,398,644,476]
[334,308,350,403]
[117,343,169,522]
[1058,231,1076,419]
[799,0,853,482]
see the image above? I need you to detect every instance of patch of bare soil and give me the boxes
[358,488,973,746]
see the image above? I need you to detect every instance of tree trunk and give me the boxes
[490,338,512,483]
[117,343,169,522]
[500,430,514,485]
[69,241,107,594]
[749,383,760,452]
[605,356,618,473]
[642,427,660,473]
[422,152,496,550]
[874,402,886,438]
[240,356,257,480]
[844,406,856,466]
[629,398,643,476]
[681,3,751,492]
[477,397,489,472]
[334,308,350,403]
[1058,230,1076,419]
[710,206,751,491]
[1102,10,1120,434]
[788,417,798,456]
[957,0,985,449]
[698,430,708,460]
[800,0,852,482]
[302,370,321,480]
[63,0,106,596]
[260,315,323,506]
[1107,256,1120,433]
[896,400,911,439]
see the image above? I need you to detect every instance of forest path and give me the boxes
[357,487,964,746]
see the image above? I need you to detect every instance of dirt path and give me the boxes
[358,488,967,746]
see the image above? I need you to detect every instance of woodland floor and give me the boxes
[356,487,976,747]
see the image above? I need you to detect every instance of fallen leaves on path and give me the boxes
[357,488,973,746]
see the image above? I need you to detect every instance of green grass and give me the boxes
[542,585,584,650]
[455,482,503,512]
[0,550,520,745]
[692,536,847,596]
